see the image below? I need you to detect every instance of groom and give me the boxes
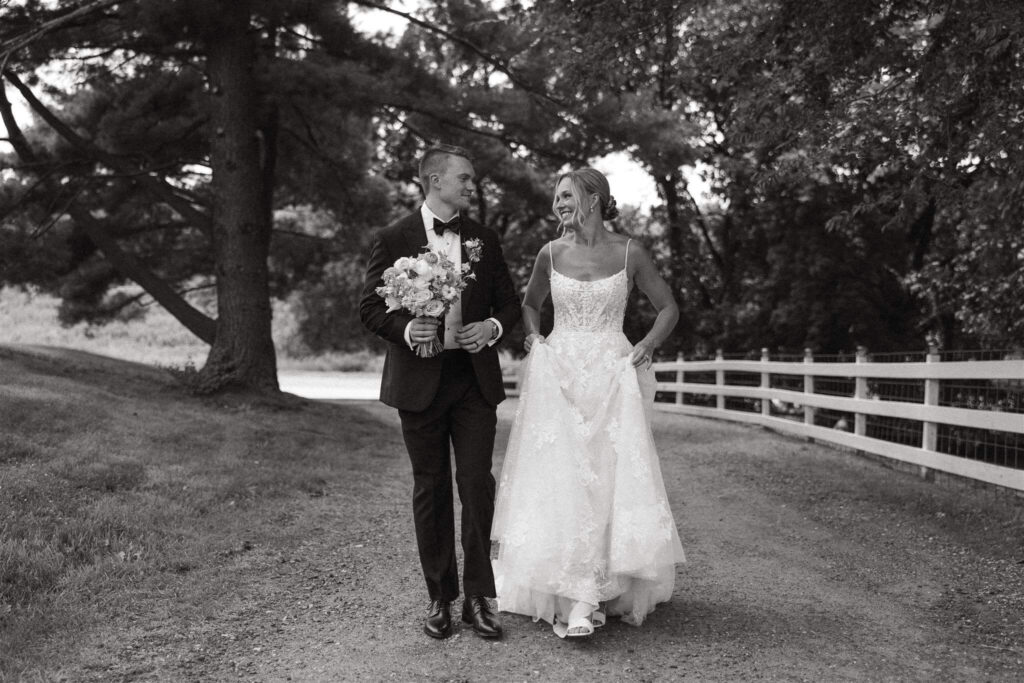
[359,144,520,640]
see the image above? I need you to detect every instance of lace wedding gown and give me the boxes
[491,242,685,633]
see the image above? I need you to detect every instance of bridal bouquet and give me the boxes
[376,239,481,357]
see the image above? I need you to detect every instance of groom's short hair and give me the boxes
[418,144,473,192]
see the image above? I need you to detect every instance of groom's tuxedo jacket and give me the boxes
[360,211,521,412]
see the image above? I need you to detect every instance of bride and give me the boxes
[491,167,686,638]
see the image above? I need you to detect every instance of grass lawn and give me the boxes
[0,286,522,382]
[0,286,384,372]
[0,343,396,677]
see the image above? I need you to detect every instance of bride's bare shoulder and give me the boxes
[607,232,637,256]
[545,237,573,257]
[533,239,564,271]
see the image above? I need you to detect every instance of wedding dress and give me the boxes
[491,240,685,635]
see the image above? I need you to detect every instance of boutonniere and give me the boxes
[463,237,483,264]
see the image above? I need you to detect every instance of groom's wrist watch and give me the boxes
[489,320,499,340]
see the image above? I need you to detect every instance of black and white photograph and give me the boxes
[1,0,1022,680]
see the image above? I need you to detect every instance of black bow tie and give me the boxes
[433,216,461,236]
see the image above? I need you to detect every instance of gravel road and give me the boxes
[171,399,1024,682]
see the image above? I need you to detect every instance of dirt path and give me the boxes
[106,399,1023,682]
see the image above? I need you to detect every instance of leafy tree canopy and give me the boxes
[2,0,1019,382]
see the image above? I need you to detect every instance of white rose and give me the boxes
[408,289,432,304]
[414,259,433,276]
[395,257,414,271]
[423,299,445,317]
[411,275,431,289]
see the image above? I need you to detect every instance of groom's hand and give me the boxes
[409,316,441,344]
[455,321,495,353]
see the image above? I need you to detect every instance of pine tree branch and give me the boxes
[272,228,332,242]
[380,104,582,165]
[89,162,194,180]
[2,69,213,234]
[0,79,38,163]
[100,290,149,316]
[0,0,122,66]
[31,183,86,238]
[1,69,216,344]
[658,172,724,274]
[279,125,353,186]
[110,220,195,238]
[109,282,216,315]
[0,166,64,223]
[70,207,217,344]
[679,183,724,273]
[350,1,572,114]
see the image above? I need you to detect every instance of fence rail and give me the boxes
[504,348,1024,493]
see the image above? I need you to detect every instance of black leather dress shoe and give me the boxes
[424,599,452,639]
[462,595,502,638]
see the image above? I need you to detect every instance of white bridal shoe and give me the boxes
[553,601,605,638]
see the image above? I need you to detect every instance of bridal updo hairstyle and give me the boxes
[553,167,620,226]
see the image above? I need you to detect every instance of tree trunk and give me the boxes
[198,7,279,393]
[658,173,685,285]
[658,171,713,307]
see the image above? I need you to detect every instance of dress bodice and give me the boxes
[550,268,629,335]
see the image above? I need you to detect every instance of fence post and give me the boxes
[675,352,684,405]
[923,343,940,453]
[803,348,814,426]
[761,347,771,417]
[854,345,868,436]
[716,348,725,412]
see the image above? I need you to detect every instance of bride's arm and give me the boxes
[629,241,679,366]
[521,243,553,352]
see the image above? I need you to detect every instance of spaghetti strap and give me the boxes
[548,241,555,271]
[624,238,632,271]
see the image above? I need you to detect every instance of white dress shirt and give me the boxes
[403,204,503,350]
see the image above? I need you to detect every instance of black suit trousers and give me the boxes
[398,350,497,601]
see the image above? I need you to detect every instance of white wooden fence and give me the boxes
[504,348,1024,492]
